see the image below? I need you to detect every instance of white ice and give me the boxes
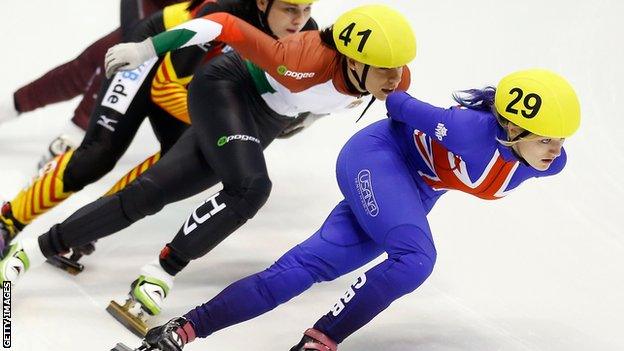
[0,0,623,350]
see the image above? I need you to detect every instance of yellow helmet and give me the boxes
[494,69,581,138]
[332,4,416,68]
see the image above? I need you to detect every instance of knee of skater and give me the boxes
[225,175,272,219]
[258,261,316,305]
[271,245,332,283]
[119,177,166,220]
[64,147,119,192]
[386,250,437,297]
[386,225,437,293]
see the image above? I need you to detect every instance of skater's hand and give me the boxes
[105,38,156,78]
[143,317,195,351]
[277,112,329,139]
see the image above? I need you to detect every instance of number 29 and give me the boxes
[505,87,542,119]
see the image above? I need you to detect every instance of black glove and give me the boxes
[143,317,192,351]
[71,241,96,256]
[277,112,328,139]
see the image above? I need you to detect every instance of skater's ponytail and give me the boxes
[319,26,338,51]
[452,87,496,111]
[452,87,529,146]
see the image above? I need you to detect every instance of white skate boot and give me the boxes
[107,261,175,337]
[0,238,46,285]
[37,121,85,170]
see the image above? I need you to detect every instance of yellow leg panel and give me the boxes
[104,152,161,196]
[11,151,74,226]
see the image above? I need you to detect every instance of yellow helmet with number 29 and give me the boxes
[332,4,416,68]
[494,69,581,138]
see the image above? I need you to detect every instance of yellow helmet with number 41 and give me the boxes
[332,4,416,68]
[494,69,581,138]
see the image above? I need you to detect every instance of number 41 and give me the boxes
[338,22,372,53]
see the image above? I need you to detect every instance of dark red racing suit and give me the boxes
[12,0,183,129]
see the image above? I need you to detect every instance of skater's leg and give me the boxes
[37,128,219,257]
[147,104,190,154]
[104,152,161,196]
[107,53,290,332]
[13,29,122,113]
[44,150,163,274]
[70,60,106,131]
[157,57,288,275]
[104,105,189,197]
[6,84,151,233]
[184,201,384,338]
[2,52,166,236]
[308,126,438,344]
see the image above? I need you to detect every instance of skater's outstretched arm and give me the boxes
[386,91,495,153]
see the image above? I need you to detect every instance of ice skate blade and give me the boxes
[46,255,84,275]
[107,300,149,337]
[111,342,136,351]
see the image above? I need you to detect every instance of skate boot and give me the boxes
[290,329,338,351]
[37,134,77,170]
[107,262,174,337]
[111,317,194,351]
[46,241,96,275]
[0,238,46,285]
[110,343,137,351]
[110,343,153,351]
[37,121,85,170]
[0,202,25,255]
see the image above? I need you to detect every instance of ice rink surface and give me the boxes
[1,0,623,350]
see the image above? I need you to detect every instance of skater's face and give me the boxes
[508,125,565,171]
[347,59,404,101]
[257,0,313,39]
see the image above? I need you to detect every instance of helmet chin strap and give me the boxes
[511,130,532,142]
[350,64,370,92]
[509,129,531,166]
[344,62,376,123]
[355,96,376,123]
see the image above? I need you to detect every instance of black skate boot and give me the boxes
[46,241,96,275]
[110,317,192,351]
[0,202,25,256]
[290,328,337,351]
[110,343,136,351]
[110,343,151,351]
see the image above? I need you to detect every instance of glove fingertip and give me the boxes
[106,63,127,79]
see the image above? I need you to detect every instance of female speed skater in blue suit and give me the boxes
[120,68,581,351]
